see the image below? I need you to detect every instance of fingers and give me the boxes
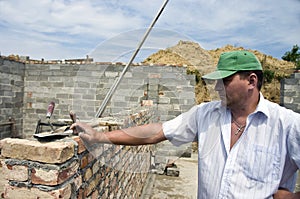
[70,122,94,139]
[70,122,78,135]
[79,132,90,141]
[70,122,107,144]
[70,121,85,131]
[70,122,87,135]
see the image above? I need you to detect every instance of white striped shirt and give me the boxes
[163,94,300,198]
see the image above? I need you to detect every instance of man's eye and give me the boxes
[223,79,230,84]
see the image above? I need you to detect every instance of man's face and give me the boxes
[214,73,249,108]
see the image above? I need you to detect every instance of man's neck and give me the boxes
[230,92,260,120]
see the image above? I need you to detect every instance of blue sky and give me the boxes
[0,0,299,62]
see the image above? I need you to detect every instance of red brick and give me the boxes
[31,161,79,185]
[85,177,97,197]
[0,138,75,164]
[84,168,92,181]
[0,159,7,199]
[2,163,28,181]
[80,154,89,169]
[77,188,84,199]
[73,136,86,154]
[4,184,71,199]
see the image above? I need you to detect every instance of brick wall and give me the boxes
[0,58,24,138]
[0,111,152,198]
[281,72,300,113]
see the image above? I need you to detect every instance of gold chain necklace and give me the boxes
[232,118,246,135]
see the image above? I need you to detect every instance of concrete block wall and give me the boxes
[281,72,300,113]
[0,58,25,139]
[0,111,152,199]
[23,63,195,138]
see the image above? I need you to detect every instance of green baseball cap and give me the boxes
[202,50,262,80]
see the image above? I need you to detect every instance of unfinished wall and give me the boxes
[0,58,24,138]
[23,63,195,138]
[0,58,195,138]
[0,58,196,198]
[0,111,153,198]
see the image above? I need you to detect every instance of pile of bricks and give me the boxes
[0,110,153,198]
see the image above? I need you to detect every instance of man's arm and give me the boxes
[273,189,300,199]
[71,122,167,146]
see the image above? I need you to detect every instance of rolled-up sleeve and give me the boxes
[162,105,199,146]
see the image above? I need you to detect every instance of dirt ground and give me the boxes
[141,153,198,199]
[140,152,300,199]
[296,173,300,192]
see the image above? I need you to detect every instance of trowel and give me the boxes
[34,103,77,140]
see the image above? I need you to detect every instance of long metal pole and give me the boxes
[95,0,169,118]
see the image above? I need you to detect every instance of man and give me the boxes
[71,50,300,198]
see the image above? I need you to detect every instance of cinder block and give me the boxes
[293,72,300,79]
[166,167,180,177]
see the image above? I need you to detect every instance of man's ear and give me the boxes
[248,73,257,89]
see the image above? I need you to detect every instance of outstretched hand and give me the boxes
[71,122,165,146]
[71,122,106,144]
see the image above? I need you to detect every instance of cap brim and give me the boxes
[202,70,237,80]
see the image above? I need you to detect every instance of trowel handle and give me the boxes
[46,102,55,119]
[69,111,77,123]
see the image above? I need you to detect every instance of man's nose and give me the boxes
[214,80,223,91]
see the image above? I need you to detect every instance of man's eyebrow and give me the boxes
[223,76,234,81]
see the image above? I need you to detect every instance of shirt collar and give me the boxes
[214,93,270,118]
[252,92,270,118]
